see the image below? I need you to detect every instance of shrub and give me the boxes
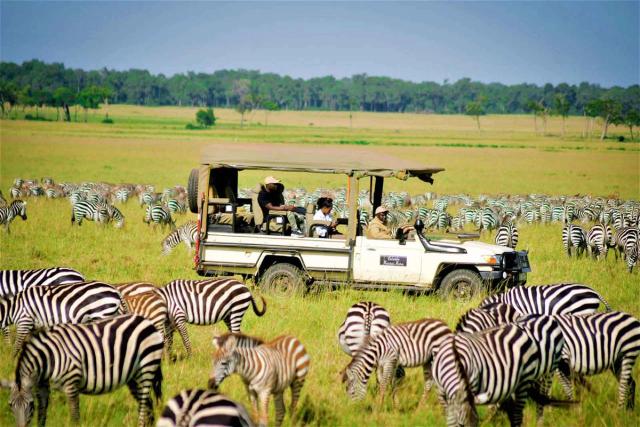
[195,108,216,128]
[102,117,114,124]
[185,123,201,130]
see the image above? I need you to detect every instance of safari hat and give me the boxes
[264,176,281,185]
[375,206,389,215]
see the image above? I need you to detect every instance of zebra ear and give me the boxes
[474,392,490,405]
[212,336,223,349]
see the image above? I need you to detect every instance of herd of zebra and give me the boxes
[0,267,638,427]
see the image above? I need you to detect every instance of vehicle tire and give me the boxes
[438,269,483,300]
[187,168,199,213]
[259,263,306,296]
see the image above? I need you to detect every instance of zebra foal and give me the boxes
[157,389,254,427]
[10,315,164,427]
[162,221,199,255]
[0,200,27,233]
[342,318,451,406]
[209,333,310,427]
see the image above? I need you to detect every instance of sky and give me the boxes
[1,1,638,87]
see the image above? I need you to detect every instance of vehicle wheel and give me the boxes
[187,168,199,214]
[260,263,306,296]
[438,269,483,300]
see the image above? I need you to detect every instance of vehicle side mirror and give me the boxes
[395,228,406,245]
[414,219,425,234]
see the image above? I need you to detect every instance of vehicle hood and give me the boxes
[437,239,515,255]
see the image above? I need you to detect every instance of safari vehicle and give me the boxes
[187,143,530,298]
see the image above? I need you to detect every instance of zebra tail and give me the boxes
[152,364,163,403]
[595,292,613,311]
[118,293,130,314]
[528,386,577,408]
[251,295,267,317]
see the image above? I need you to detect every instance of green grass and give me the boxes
[0,106,639,426]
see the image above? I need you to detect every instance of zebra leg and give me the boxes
[535,375,553,425]
[164,321,176,362]
[2,326,10,344]
[377,360,397,408]
[557,360,575,399]
[246,387,259,421]
[36,383,50,427]
[614,356,637,410]
[289,378,305,421]
[224,309,244,333]
[419,363,433,406]
[502,388,528,427]
[273,392,286,427]
[257,390,271,427]
[65,387,81,424]
[128,380,153,427]
[174,314,192,358]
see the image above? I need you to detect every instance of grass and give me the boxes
[0,106,639,426]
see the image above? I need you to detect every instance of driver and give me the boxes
[366,206,413,239]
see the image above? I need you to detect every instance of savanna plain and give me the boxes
[0,106,639,426]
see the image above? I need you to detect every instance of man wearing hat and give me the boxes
[258,176,305,236]
[366,205,413,239]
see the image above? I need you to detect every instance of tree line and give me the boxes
[0,59,638,137]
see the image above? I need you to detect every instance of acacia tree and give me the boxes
[588,99,622,140]
[0,80,18,117]
[621,109,640,140]
[53,87,75,122]
[526,100,543,134]
[465,98,486,130]
[77,86,111,122]
[195,107,216,128]
[553,93,570,137]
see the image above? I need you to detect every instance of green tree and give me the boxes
[195,107,216,128]
[262,100,279,126]
[588,99,622,140]
[553,93,571,137]
[53,87,76,122]
[465,98,486,130]
[77,85,110,122]
[619,108,640,140]
[18,85,35,114]
[0,80,18,117]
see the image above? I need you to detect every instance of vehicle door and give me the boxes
[352,236,423,283]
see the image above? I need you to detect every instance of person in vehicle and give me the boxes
[258,176,305,236]
[366,205,413,239]
[313,197,339,237]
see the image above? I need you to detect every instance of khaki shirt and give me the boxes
[366,217,392,239]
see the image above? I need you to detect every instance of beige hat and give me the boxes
[375,206,389,215]
[264,176,281,185]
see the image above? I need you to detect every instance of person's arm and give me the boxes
[265,202,293,212]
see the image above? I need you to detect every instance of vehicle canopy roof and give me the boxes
[201,143,444,182]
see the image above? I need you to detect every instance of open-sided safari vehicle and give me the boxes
[187,143,530,298]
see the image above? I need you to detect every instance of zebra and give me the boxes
[162,221,199,255]
[0,267,84,297]
[123,291,169,343]
[106,204,125,228]
[562,224,587,257]
[614,227,639,261]
[158,278,267,360]
[494,221,519,249]
[586,223,612,260]
[479,283,611,315]
[337,301,391,356]
[432,315,566,427]
[624,237,639,273]
[552,311,640,408]
[144,204,175,229]
[0,200,27,233]
[341,318,451,406]
[10,314,164,427]
[455,302,521,334]
[157,389,254,427]
[114,187,131,203]
[475,208,499,233]
[0,281,126,356]
[209,333,310,427]
[71,200,109,225]
[115,281,158,297]
[166,198,187,215]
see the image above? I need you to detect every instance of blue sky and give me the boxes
[1,1,638,86]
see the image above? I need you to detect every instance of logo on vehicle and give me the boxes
[380,255,407,266]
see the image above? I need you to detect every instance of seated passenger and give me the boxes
[258,176,305,236]
[313,197,339,237]
[366,206,413,239]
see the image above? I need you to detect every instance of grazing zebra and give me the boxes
[162,221,199,255]
[209,333,310,427]
[432,315,566,427]
[166,198,187,215]
[337,301,391,356]
[494,221,519,249]
[342,318,451,406]
[0,267,84,297]
[0,281,126,356]
[553,311,640,408]
[614,227,639,261]
[562,224,587,257]
[479,283,611,315]
[586,223,612,260]
[124,291,168,343]
[106,204,125,228]
[455,302,521,334]
[71,200,109,225]
[157,389,254,427]
[10,315,164,427]
[0,200,27,233]
[145,204,175,229]
[158,278,267,359]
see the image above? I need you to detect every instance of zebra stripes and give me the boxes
[144,204,175,229]
[124,291,168,343]
[162,221,199,255]
[0,200,27,233]
[342,318,451,405]
[209,333,310,427]
[158,389,254,427]
[455,302,520,334]
[553,311,640,408]
[0,280,126,356]
[337,301,391,356]
[0,267,84,297]
[562,224,587,257]
[10,314,164,427]
[494,221,519,249]
[586,223,612,260]
[479,283,611,316]
[158,278,267,359]
[71,200,109,225]
[432,315,566,427]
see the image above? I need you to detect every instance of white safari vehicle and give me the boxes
[188,144,530,299]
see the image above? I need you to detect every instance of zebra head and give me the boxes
[10,381,34,427]
[340,355,370,401]
[209,333,263,390]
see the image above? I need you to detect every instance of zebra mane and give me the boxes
[213,332,264,350]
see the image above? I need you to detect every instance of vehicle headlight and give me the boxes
[482,255,500,265]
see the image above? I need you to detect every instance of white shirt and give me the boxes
[313,210,333,221]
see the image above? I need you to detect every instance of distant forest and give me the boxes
[1,59,638,115]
